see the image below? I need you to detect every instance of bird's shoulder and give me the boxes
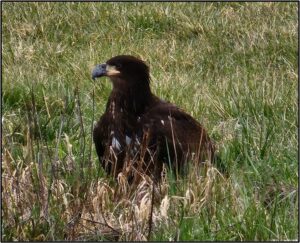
[141,97,200,127]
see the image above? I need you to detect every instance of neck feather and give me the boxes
[109,78,152,115]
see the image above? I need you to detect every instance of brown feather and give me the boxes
[92,55,215,180]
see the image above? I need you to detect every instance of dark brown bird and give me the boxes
[92,55,214,180]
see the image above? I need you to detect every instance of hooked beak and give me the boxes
[92,63,107,80]
[92,63,120,80]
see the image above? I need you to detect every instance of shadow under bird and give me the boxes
[92,55,215,180]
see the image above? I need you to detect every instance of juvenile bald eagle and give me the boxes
[92,55,214,180]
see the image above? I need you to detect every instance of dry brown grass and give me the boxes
[2,136,227,241]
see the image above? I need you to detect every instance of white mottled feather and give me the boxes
[112,137,121,150]
[125,135,132,145]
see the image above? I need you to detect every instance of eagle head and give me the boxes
[92,55,150,86]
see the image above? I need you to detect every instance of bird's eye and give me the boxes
[115,63,122,69]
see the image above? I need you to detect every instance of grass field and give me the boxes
[2,2,298,241]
